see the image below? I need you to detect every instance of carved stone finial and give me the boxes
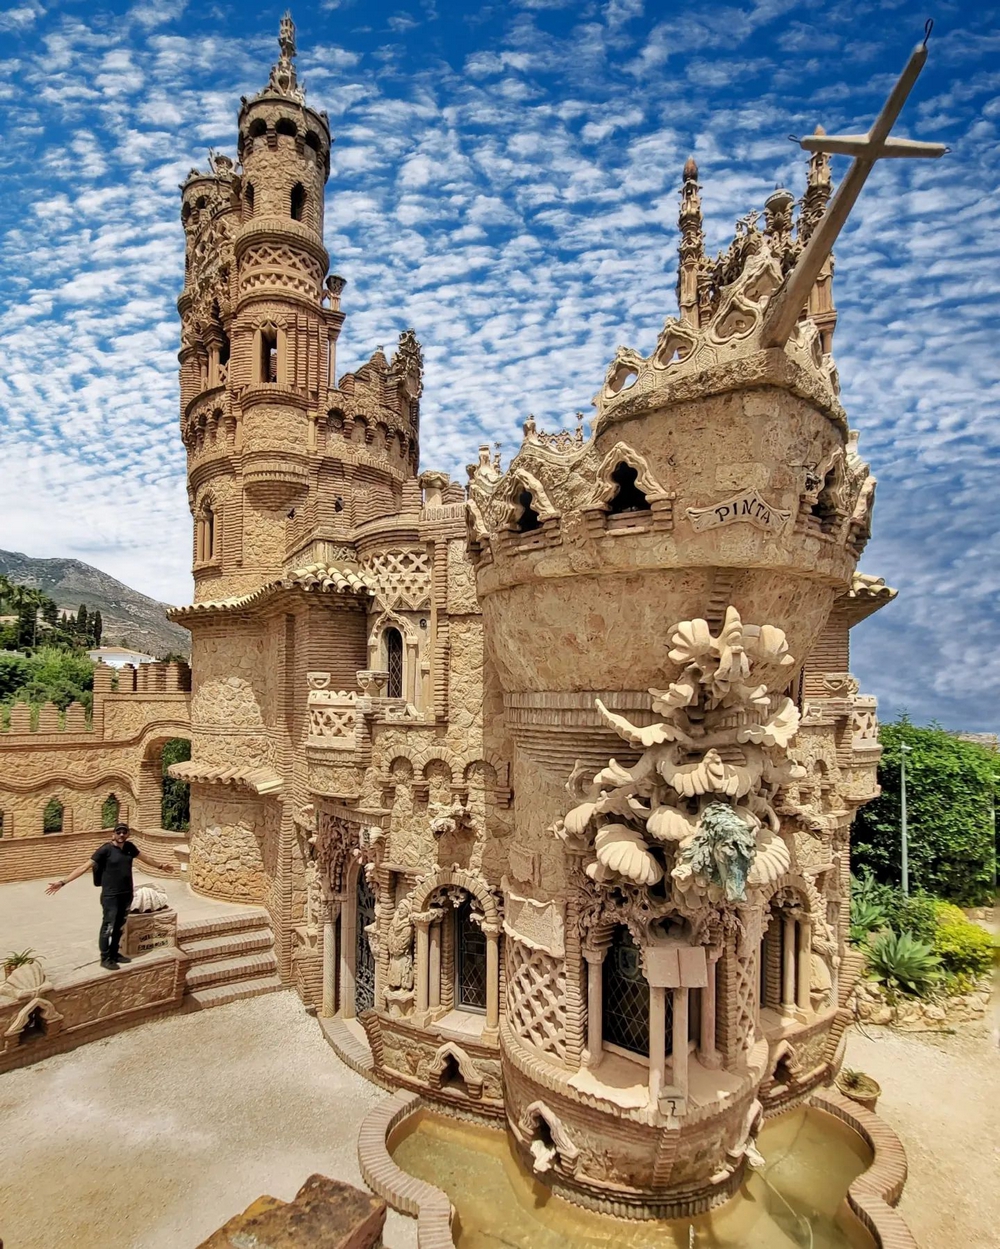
[677,156,705,328]
[265,11,304,101]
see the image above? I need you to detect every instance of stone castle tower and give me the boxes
[170,16,897,1224]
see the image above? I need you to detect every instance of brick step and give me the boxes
[176,909,271,942]
[184,951,278,991]
[186,975,286,1011]
[179,929,274,962]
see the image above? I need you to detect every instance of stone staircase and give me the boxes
[177,908,285,1010]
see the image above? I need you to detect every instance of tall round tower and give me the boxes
[230,13,333,582]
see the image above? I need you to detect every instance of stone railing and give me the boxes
[306,673,358,750]
[851,694,879,750]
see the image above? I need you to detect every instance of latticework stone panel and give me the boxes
[505,939,568,1062]
[362,549,431,610]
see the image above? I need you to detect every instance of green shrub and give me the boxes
[884,891,938,944]
[866,930,940,998]
[852,718,996,905]
[932,908,993,981]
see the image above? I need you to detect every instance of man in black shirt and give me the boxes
[46,823,176,970]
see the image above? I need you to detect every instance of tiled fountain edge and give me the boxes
[810,1088,918,1249]
[358,1090,456,1249]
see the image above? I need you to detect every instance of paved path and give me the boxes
[845,1016,1000,1249]
[0,993,418,1249]
[0,869,256,983]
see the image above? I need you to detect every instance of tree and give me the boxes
[852,717,997,906]
[76,604,88,635]
[92,609,103,648]
[41,596,58,627]
[0,652,31,699]
[160,738,191,831]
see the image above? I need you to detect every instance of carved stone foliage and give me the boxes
[553,607,806,922]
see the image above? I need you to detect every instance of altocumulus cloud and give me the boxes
[0,0,997,731]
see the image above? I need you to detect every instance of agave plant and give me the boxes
[3,949,37,978]
[866,929,940,998]
[849,896,887,946]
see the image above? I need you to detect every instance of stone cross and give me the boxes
[762,23,948,348]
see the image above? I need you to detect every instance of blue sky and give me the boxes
[0,0,997,730]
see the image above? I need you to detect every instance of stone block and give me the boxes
[196,1174,386,1249]
[122,908,177,959]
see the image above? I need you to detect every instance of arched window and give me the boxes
[218,330,230,369]
[275,117,297,138]
[259,328,278,383]
[248,118,267,139]
[455,896,487,1013]
[43,798,64,835]
[101,793,120,829]
[515,489,541,532]
[607,462,649,515]
[384,627,403,698]
[290,182,306,221]
[355,869,376,1013]
[603,927,651,1057]
[304,130,321,154]
[244,182,255,218]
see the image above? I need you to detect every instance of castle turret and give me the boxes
[798,126,838,353]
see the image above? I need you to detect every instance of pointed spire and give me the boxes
[796,125,838,353]
[798,125,831,244]
[676,156,705,328]
[265,12,305,102]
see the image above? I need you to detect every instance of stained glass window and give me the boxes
[602,927,650,1057]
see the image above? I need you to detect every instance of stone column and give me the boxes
[485,924,501,1033]
[782,916,797,1012]
[796,919,812,1012]
[648,985,666,1105]
[672,988,689,1098]
[321,899,341,1018]
[413,912,433,1015]
[429,922,442,1010]
[699,954,721,1069]
[583,946,606,1066]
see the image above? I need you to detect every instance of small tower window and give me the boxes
[219,330,230,368]
[603,926,652,1058]
[515,490,541,533]
[244,182,255,218]
[205,504,215,560]
[43,798,64,835]
[290,182,306,221]
[607,462,649,515]
[384,628,404,698]
[259,329,278,384]
[275,117,297,138]
[304,130,320,154]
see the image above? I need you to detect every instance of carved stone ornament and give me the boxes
[686,489,791,534]
[552,606,806,915]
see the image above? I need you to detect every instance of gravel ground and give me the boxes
[0,993,418,1249]
[845,1016,1000,1249]
[2,989,995,1249]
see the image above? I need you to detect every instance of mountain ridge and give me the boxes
[0,550,190,659]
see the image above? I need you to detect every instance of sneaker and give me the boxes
[114,953,132,963]
[100,958,120,971]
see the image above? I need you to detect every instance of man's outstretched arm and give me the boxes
[135,849,176,873]
[46,860,94,895]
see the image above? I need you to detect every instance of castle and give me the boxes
[2,15,902,1222]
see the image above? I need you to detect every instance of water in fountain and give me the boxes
[390,1103,874,1248]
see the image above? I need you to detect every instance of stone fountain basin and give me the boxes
[359,1087,917,1249]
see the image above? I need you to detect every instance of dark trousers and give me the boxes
[99,893,132,960]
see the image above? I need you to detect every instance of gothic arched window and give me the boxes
[384,627,403,698]
[607,461,649,514]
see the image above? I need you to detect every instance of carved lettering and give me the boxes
[687,489,790,534]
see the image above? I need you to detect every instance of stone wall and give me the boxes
[0,661,191,845]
